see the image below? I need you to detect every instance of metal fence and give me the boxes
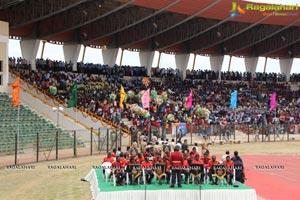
[1,122,298,168]
[136,122,300,145]
[0,127,130,168]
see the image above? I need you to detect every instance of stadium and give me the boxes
[1,0,300,199]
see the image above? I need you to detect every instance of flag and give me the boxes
[230,90,237,109]
[12,77,20,107]
[49,86,57,95]
[67,83,78,108]
[119,85,127,108]
[186,90,192,108]
[142,89,150,109]
[270,93,276,110]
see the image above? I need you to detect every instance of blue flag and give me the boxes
[230,91,237,109]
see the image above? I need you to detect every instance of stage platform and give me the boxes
[84,169,257,200]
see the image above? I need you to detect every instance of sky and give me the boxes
[9,39,300,74]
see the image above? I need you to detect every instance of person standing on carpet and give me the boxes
[233,155,246,184]
[169,145,184,188]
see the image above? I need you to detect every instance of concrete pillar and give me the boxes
[20,39,40,71]
[0,21,9,92]
[63,44,81,71]
[279,58,293,82]
[209,55,224,79]
[139,51,154,77]
[210,55,224,71]
[244,57,258,74]
[102,48,119,67]
[175,53,190,80]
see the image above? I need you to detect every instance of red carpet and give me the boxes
[243,155,300,200]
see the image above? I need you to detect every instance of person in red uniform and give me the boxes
[187,151,195,166]
[223,155,235,185]
[169,145,184,188]
[112,156,126,186]
[152,152,163,164]
[142,156,154,184]
[111,148,117,158]
[102,152,115,163]
[102,152,115,176]
[119,152,128,166]
[136,153,145,164]
[191,154,205,184]
[207,155,220,185]
[202,151,211,183]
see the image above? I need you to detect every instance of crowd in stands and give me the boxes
[9,58,300,141]
[186,70,287,82]
[101,140,245,186]
[10,57,293,82]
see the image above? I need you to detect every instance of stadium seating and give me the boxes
[0,92,79,154]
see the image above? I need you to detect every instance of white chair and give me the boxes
[101,162,112,182]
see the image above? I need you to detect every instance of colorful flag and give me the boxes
[270,93,276,110]
[12,77,20,107]
[230,90,237,109]
[67,83,78,108]
[119,85,127,108]
[49,86,57,95]
[142,89,150,109]
[186,90,192,108]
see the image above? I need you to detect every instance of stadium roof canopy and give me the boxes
[1,0,300,58]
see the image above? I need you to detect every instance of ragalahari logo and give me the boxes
[230,2,246,18]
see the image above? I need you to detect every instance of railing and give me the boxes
[9,69,131,137]
[0,127,126,168]
[136,122,299,146]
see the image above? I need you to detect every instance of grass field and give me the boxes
[1,141,300,200]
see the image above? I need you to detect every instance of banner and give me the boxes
[67,83,78,108]
[119,85,127,108]
[179,123,187,136]
[142,89,150,109]
[186,90,192,108]
[270,93,276,110]
[230,90,237,109]
[12,77,20,107]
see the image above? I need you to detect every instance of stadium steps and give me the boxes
[0,93,83,154]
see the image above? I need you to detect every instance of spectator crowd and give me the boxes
[9,57,300,141]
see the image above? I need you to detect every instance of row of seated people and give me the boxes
[9,57,295,82]
[102,149,244,187]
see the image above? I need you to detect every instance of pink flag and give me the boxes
[270,93,276,110]
[142,89,150,109]
[186,90,192,108]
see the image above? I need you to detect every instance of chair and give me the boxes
[212,164,227,186]
[189,164,204,184]
[101,162,112,182]
[112,168,125,187]
[125,164,141,185]
[154,163,166,184]
[202,168,209,184]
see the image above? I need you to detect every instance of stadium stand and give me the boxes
[0,92,80,154]
[8,59,300,144]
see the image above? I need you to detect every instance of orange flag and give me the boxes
[12,77,20,107]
